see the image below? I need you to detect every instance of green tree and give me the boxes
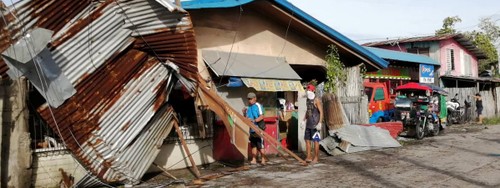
[466,18,499,73]
[436,16,462,35]
[467,31,499,72]
[478,17,500,42]
[437,16,499,74]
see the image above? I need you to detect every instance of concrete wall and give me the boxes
[0,78,31,188]
[150,140,214,171]
[32,151,88,187]
[192,8,327,81]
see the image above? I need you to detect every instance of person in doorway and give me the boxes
[302,84,323,164]
[473,93,483,124]
[243,92,267,165]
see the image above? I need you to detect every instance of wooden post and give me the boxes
[194,100,206,138]
[173,120,201,178]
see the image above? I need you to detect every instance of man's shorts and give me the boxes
[304,128,321,142]
[250,134,264,149]
[477,107,483,115]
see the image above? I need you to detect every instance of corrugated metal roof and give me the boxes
[202,50,301,80]
[181,0,253,8]
[181,0,389,70]
[1,0,197,185]
[363,34,487,59]
[365,47,440,66]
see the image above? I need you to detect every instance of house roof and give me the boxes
[364,47,440,66]
[182,0,389,69]
[363,34,487,59]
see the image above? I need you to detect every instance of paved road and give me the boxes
[200,124,500,187]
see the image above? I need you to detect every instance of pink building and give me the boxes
[363,34,486,78]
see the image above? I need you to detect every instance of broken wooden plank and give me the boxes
[152,162,177,180]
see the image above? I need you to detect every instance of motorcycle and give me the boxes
[394,83,445,139]
[446,93,464,124]
[414,104,440,140]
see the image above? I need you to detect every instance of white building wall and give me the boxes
[150,140,214,171]
[32,151,88,187]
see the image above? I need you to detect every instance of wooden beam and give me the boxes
[194,99,206,138]
[173,120,201,178]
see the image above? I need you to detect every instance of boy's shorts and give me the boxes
[304,128,321,142]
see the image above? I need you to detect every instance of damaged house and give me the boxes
[1,0,198,187]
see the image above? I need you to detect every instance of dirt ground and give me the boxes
[140,123,500,188]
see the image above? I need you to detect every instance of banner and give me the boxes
[365,67,411,80]
[241,78,304,92]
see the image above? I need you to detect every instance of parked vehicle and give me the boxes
[446,93,465,124]
[394,83,448,139]
[364,82,395,124]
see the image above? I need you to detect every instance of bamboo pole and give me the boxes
[173,120,201,178]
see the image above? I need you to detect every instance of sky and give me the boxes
[288,0,500,44]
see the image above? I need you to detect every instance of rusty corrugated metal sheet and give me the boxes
[0,0,93,78]
[1,0,197,185]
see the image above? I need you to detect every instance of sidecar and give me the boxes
[394,83,447,139]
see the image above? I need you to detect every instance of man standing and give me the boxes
[302,84,323,164]
[473,93,483,124]
[244,92,267,165]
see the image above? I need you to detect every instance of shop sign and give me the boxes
[241,78,303,92]
[419,64,434,83]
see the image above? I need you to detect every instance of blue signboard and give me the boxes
[419,64,434,83]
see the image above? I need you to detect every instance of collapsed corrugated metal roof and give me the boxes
[1,0,197,185]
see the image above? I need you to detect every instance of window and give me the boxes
[407,48,430,57]
[374,88,385,101]
[447,49,455,71]
[465,55,472,76]
[364,87,374,100]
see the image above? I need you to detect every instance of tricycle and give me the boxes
[393,83,447,139]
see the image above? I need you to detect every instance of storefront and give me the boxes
[365,65,418,94]
[364,47,440,94]
[203,50,303,157]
